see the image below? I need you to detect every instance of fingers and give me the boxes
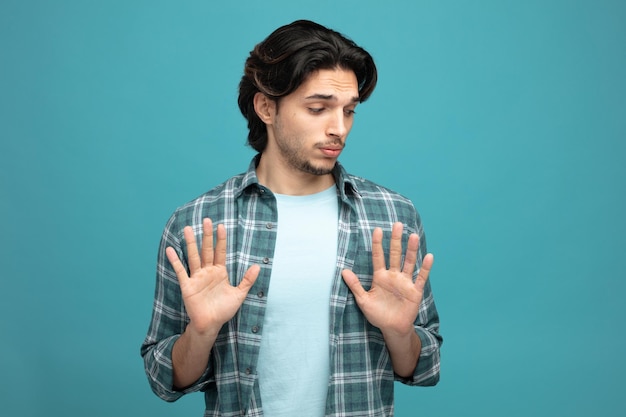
[166,246,189,284]
[200,218,214,266]
[371,227,386,272]
[388,222,404,272]
[341,269,367,300]
[174,219,225,280]
[185,218,227,269]
[238,264,261,293]
[372,222,418,275]
[415,253,434,288]
[214,223,227,266]
[184,226,201,274]
[402,233,420,276]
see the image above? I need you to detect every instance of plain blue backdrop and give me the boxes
[1,1,625,416]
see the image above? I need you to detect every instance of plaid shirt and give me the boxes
[141,156,442,417]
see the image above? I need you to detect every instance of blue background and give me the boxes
[1,1,625,416]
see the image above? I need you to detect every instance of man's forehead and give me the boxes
[299,69,360,100]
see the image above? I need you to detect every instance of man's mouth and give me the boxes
[320,147,342,157]
[318,142,344,158]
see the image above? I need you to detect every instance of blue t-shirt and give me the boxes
[257,185,338,416]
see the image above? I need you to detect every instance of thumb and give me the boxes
[238,264,261,293]
[341,269,367,299]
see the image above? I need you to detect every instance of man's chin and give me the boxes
[302,161,336,176]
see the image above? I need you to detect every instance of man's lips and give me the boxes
[320,148,342,157]
[319,145,343,157]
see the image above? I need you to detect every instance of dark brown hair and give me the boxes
[238,20,378,152]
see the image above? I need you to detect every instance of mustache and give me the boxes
[316,140,345,148]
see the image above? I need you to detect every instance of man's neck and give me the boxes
[256,154,335,196]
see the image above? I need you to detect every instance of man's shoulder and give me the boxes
[197,173,247,201]
[344,172,413,206]
[169,172,248,220]
[340,170,423,228]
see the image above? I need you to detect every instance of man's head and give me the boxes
[238,20,377,153]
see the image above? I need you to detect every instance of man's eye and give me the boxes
[345,109,356,116]
[308,108,324,114]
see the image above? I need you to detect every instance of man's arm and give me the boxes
[380,322,422,378]
[171,322,221,389]
[164,218,260,389]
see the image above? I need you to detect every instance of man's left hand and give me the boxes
[341,222,434,336]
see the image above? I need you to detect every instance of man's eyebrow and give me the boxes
[304,94,360,103]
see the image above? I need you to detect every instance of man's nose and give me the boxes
[327,110,348,138]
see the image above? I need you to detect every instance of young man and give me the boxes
[141,20,442,417]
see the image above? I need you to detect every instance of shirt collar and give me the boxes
[234,154,361,203]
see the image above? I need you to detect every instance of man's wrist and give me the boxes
[185,320,222,341]
[380,322,415,340]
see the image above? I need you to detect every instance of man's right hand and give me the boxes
[166,218,261,336]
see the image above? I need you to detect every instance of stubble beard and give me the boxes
[296,157,335,176]
[275,136,339,176]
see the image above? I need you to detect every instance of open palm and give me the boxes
[166,218,260,334]
[341,222,433,335]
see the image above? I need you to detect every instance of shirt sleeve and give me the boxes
[396,278,442,386]
[140,212,215,401]
[396,214,443,386]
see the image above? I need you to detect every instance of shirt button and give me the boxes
[245,367,251,375]
[265,222,273,229]
[257,291,264,298]
[262,257,270,264]
[251,326,259,333]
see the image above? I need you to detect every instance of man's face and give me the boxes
[266,68,360,176]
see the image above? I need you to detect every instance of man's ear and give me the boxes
[253,92,276,124]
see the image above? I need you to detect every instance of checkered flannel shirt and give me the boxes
[141,156,442,416]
